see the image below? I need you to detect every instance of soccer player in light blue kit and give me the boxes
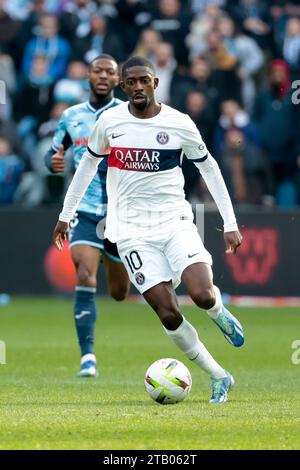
[45,55,130,377]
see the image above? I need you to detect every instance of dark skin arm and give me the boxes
[224,230,243,254]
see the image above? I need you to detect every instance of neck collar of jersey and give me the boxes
[126,102,165,120]
[87,97,115,113]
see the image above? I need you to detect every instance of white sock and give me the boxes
[164,317,226,379]
[207,285,223,320]
[81,353,96,364]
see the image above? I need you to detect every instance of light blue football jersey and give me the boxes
[52,98,122,215]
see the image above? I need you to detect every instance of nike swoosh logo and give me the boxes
[112,133,125,139]
[188,252,200,258]
[75,311,91,320]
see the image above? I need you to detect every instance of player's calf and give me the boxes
[156,305,183,330]
[74,286,97,357]
[108,282,129,302]
[77,266,97,287]
[188,286,216,311]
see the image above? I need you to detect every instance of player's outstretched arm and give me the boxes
[53,152,101,250]
[180,116,242,253]
[194,154,242,253]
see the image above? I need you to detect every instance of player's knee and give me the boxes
[77,265,96,287]
[157,305,182,330]
[191,287,215,310]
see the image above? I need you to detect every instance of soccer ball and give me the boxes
[144,358,192,404]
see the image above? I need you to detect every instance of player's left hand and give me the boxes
[53,220,69,251]
[224,230,242,254]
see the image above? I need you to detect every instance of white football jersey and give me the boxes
[87,102,209,242]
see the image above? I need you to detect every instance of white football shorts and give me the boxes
[117,223,212,294]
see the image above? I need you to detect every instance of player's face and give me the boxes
[120,66,159,110]
[88,58,119,97]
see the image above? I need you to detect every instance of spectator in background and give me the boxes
[115,0,152,53]
[72,14,126,63]
[35,101,71,205]
[269,1,289,56]
[285,1,300,18]
[181,90,216,201]
[0,115,23,159]
[218,128,272,205]
[282,17,300,80]
[3,0,33,20]
[132,28,162,61]
[152,41,177,104]
[228,0,272,52]
[218,15,264,111]
[14,100,71,207]
[0,47,17,119]
[22,13,71,84]
[204,29,242,104]
[190,0,226,15]
[18,0,48,52]
[252,59,299,207]
[171,56,221,117]
[38,100,70,143]
[54,60,89,104]
[17,54,54,125]
[0,0,20,57]
[46,0,70,15]
[184,90,214,149]
[149,0,192,67]
[213,99,260,158]
[59,0,98,43]
[0,136,25,204]
[186,2,226,59]
[15,54,54,162]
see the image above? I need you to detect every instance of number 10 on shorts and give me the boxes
[125,251,143,274]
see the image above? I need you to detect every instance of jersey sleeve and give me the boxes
[179,115,208,162]
[52,111,72,152]
[87,115,109,158]
[59,152,102,222]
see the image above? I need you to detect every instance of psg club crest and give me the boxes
[156,132,169,145]
[135,272,145,285]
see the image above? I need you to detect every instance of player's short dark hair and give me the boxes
[88,54,118,70]
[121,56,156,79]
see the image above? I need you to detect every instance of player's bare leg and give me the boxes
[71,244,100,377]
[181,262,244,347]
[143,281,233,402]
[103,254,130,302]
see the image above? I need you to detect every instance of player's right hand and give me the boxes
[51,144,65,173]
[53,220,69,251]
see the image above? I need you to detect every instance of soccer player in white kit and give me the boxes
[53,57,244,403]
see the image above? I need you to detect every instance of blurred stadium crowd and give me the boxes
[1,0,300,208]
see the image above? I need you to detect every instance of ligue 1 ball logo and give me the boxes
[156,132,169,145]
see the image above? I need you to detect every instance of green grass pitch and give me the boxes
[0,297,299,450]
